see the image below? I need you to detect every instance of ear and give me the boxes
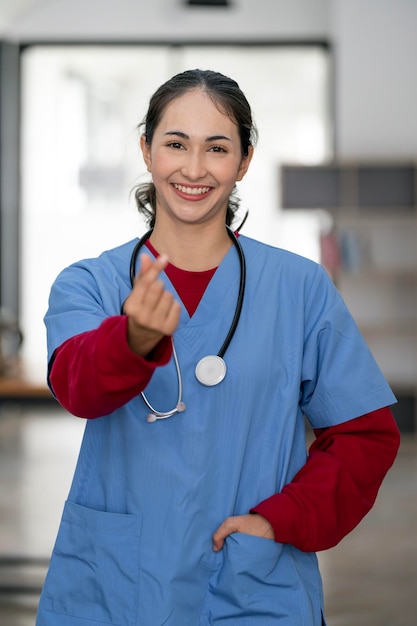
[236,145,254,182]
[140,134,152,172]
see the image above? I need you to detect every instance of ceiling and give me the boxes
[0,0,236,34]
[0,0,42,26]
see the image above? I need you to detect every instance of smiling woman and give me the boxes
[35,67,399,626]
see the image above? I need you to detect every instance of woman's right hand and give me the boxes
[122,253,181,358]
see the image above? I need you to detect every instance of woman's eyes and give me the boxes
[165,142,227,153]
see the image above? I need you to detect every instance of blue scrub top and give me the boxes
[37,235,395,626]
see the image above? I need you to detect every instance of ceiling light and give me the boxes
[186,0,231,7]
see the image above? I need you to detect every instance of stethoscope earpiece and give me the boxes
[145,401,187,424]
[130,226,245,423]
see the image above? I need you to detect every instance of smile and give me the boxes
[173,183,212,196]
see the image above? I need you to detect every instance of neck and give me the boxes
[150,220,232,271]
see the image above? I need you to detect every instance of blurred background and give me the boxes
[0,1,416,624]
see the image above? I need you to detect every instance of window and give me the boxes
[20,43,332,372]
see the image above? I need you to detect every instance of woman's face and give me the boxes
[140,89,253,229]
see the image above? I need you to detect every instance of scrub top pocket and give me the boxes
[38,500,142,626]
[206,533,324,625]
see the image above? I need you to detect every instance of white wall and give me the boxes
[2,0,330,41]
[332,0,417,158]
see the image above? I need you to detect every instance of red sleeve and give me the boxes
[251,407,400,552]
[48,315,172,419]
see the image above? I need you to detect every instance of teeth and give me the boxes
[174,184,211,195]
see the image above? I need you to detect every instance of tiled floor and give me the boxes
[0,405,416,625]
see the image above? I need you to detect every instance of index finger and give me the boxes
[136,253,169,282]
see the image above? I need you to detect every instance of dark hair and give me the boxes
[134,69,257,228]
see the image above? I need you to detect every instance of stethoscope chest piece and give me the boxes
[195,355,227,386]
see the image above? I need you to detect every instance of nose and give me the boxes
[181,150,207,180]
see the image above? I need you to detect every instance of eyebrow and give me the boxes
[164,131,232,142]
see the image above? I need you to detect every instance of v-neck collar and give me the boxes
[186,241,240,326]
[131,235,245,360]
[145,239,217,318]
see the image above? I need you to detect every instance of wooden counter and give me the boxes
[0,362,53,402]
[0,376,51,399]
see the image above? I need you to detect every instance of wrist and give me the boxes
[126,317,164,358]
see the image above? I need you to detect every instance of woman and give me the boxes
[36,69,400,626]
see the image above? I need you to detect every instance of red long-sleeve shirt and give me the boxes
[48,247,400,552]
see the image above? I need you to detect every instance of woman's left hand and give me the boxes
[212,513,275,552]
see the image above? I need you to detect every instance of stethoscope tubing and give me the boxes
[140,341,186,422]
[218,227,246,358]
[129,226,246,359]
[128,225,245,420]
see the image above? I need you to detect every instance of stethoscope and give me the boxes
[128,226,246,423]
